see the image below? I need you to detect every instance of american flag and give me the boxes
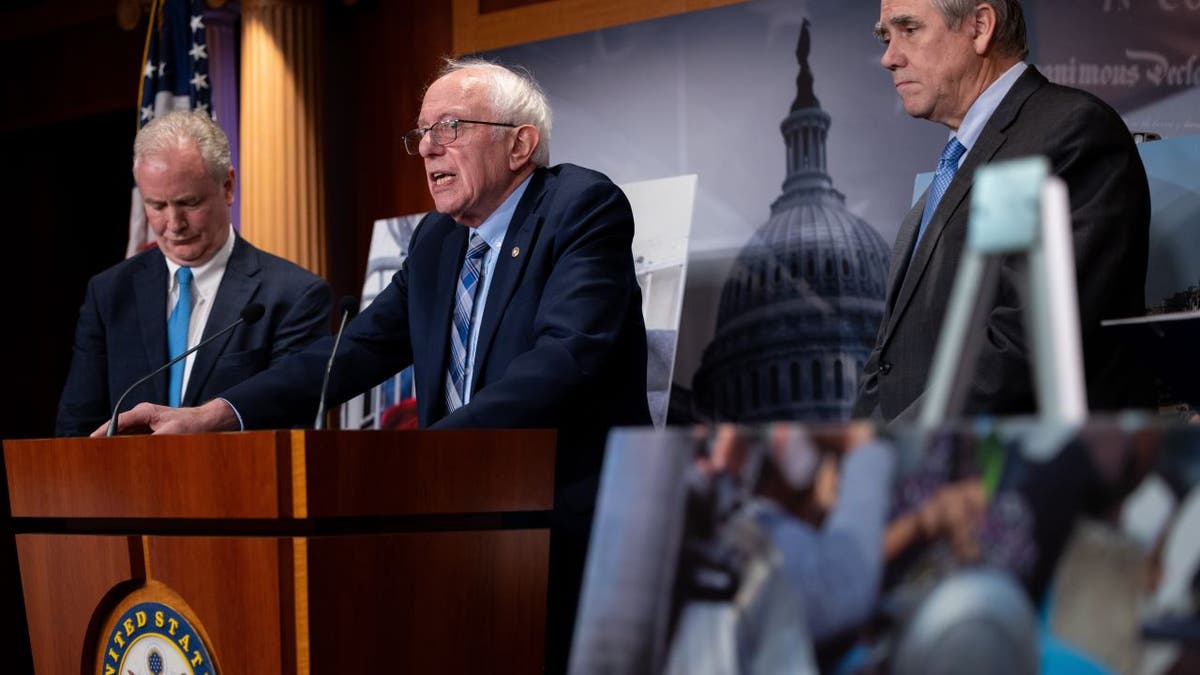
[127,0,211,258]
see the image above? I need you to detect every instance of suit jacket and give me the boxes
[222,164,652,488]
[854,66,1153,424]
[55,236,333,436]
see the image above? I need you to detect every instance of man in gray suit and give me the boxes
[855,0,1153,424]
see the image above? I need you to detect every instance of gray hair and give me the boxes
[931,0,1028,60]
[437,57,552,167]
[132,110,233,184]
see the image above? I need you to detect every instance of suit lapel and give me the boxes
[183,237,260,405]
[133,250,169,404]
[885,160,977,339]
[470,170,549,394]
[418,224,468,426]
[885,202,924,313]
[879,67,1045,350]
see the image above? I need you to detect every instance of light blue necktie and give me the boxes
[914,137,967,250]
[444,234,490,414]
[167,266,193,407]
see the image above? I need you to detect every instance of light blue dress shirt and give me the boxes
[950,61,1028,166]
[224,175,534,430]
[462,175,532,403]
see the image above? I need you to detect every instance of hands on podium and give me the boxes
[91,398,240,437]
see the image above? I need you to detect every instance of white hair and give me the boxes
[438,57,552,167]
[133,110,232,183]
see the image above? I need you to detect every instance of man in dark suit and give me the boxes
[57,111,331,437]
[102,58,651,469]
[101,59,651,669]
[855,0,1153,424]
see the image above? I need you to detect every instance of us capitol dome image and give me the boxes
[693,19,891,423]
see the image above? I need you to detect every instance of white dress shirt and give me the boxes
[164,224,236,399]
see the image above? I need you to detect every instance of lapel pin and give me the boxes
[511,246,520,258]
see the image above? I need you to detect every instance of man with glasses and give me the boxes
[102,56,651,451]
[99,57,651,668]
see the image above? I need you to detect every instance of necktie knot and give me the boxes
[938,137,967,171]
[909,137,968,262]
[467,233,489,261]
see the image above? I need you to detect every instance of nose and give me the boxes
[881,40,903,70]
[419,131,442,158]
[165,205,187,231]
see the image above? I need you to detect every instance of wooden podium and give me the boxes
[4,429,556,674]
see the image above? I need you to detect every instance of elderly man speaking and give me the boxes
[99,57,652,669]
[101,57,650,477]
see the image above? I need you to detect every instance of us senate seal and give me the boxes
[99,601,216,675]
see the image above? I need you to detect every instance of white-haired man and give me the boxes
[104,58,651,480]
[101,59,652,668]
[57,110,332,436]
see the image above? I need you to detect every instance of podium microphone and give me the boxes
[106,302,266,436]
[314,296,359,430]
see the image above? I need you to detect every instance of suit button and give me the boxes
[879,361,892,375]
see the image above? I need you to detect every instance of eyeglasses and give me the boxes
[403,119,518,155]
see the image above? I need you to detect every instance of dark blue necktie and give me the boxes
[444,234,490,413]
[167,266,193,407]
[914,137,967,249]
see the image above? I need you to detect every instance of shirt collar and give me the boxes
[953,61,1028,158]
[165,224,236,295]
[472,174,532,252]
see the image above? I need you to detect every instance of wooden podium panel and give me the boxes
[5,431,290,519]
[15,534,133,675]
[308,530,549,673]
[145,536,290,673]
[4,430,556,674]
[299,429,557,515]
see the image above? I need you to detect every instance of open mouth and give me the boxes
[430,171,456,186]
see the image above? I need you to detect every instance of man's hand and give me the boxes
[885,478,986,562]
[918,479,986,561]
[90,399,240,437]
[699,424,752,475]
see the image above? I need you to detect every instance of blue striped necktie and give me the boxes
[167,266,193,407]
[914,137,967,250]
[444,234,490,414]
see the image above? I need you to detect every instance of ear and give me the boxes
[508,125,539,171]
[223,168,236,206]
[970,3,997,56]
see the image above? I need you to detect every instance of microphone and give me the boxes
[314,296,359,430]
[106,302,266,436]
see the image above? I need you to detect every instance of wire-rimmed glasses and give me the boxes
[403,119,518,155]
